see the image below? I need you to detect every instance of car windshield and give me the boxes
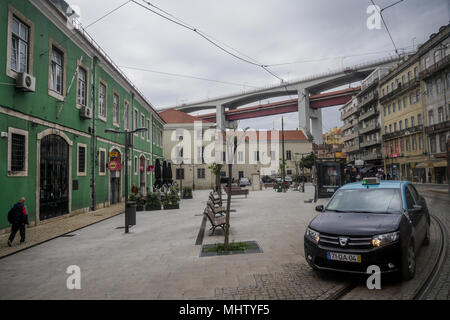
[326,188,402,214]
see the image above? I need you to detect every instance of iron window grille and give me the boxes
[78,146,86,173]
[11,133,25,172]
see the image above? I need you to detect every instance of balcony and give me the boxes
[379,79,420,103]
[342,131,358,142]
[425,120,450,134]
[358,78,379,97]
[342,145,360,153]
[359,122,380,135]
[382,125,423,141]
[341,107,358,121]
[358,91,378,109]
[358,108,379,122]
[419,55,450,80]
[360,139,381,148]
[362,153,382,161]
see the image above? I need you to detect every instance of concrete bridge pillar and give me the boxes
[216,105,226,130]
[297,86,323,144]
[310,108,324,144]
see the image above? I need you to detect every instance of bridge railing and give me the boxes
[177,53,414,108]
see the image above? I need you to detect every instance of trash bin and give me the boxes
[126,201,136,226]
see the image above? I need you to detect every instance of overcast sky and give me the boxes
[68,0,449,132]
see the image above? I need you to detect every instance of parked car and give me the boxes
[304,178,430,280]
[239,177,251,187]
[261,175,274,183]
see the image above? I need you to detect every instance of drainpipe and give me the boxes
[130,91,135,194]
[90,56,99,211]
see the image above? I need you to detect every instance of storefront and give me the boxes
[415,160,448,184]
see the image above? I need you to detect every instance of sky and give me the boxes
[67,0,449,132]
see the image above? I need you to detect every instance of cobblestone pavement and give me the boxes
[0,203,124,258]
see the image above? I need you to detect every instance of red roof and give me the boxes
[158,109,214,124]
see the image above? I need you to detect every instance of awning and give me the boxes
[415,160,448,168]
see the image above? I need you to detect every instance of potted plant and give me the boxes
[163,186,180,210]
[135,192,146,211]
[182,186,193,199]
[145,191,162,211]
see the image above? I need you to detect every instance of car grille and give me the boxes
[319,233,373,250]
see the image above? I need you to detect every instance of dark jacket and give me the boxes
[7,203,29,225]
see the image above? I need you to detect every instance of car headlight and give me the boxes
[372,231,400,247]
[306,227,320,244]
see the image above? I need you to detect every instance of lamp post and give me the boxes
[105,127,147,233]
[295,152,310,193]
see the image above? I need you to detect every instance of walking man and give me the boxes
[7,197,29,246]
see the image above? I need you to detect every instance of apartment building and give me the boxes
[340,96,360,164]
[0,0,165,230]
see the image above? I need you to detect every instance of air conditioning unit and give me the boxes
[80,106,92,119]
[16,72,36,92]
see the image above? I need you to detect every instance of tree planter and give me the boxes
[163,204,179,210]
[146,204,162,211]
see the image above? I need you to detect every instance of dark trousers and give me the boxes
[8,223,26,243]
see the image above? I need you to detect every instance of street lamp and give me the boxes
[105,127,147,233]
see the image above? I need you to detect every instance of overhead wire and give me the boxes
[370,0,402,57]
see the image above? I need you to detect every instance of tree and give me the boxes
[208,162,223,202]
[300,152,315,169]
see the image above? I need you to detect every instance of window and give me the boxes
[389,124,392,133]
[430,135,436,153]
[412,136,417,151]
[286,150,292,160]
[133,109,138,131]
[134,156,138,175]
[405,118,409,128]
[385,126,388,134]
[418,113,422,125]
[428,110,434,125]
[414,66,418,78]
[388,104,391,114]
[99,82,107,120]
[99,149,106,175]
[254,151,260,162]
[403,96,408,109]
[77,144,87,176]
[124,100,129,130]
[50,46,64,95]
[393,102,396,113]
[424,56,431,69]
[416,90,420,103]
[383,106,386,117]
[399,120,402,130]
[402,75,406,84]
[176,168,185,180]
[238,151,244,162]
[405,189,415,210]
[8,128,28,176]
[113,93,120,126]
[440,135,446,153]
[405,137,410,152]
[287,170,292,175]
[11,16,30,73]
[77,67,87,106]
[419,135,423,150]
[434,50,441,63]
[382,88,385,96]
[438,107,444,123]
[147,119,151,141]
[394,122,397,132]
[408,71,412,82]
[197,168,205,179]
[427,82,433,97]
[398,99,402,111]
[141,114,145,138]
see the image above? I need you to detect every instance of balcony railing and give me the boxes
[419,55,450,80]
[382,125,423,141]
[359,108,379,122]
[341,107,358,121]
[425,120,450,134]
[359,122,380,135]
[342,132,358,142]
[379,79,420,103]
[362,153,382,161]
[360,139,381,148]
[342,145,360,153]
[358,91,378,109]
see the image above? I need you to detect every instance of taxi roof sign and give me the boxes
[362,177,380,185]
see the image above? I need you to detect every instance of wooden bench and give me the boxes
[207,200,225,216]
[209,192,222,207]
[222,186,249,198]
[204,206,226,235]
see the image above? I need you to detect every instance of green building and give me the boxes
[0,0,165,230]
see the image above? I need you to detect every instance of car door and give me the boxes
[404,186,423,249]
[407,184,427,242]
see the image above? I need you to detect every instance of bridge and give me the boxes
[196,87,361,122]
[165,56,401,143]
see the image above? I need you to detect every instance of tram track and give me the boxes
[326,213,447,300]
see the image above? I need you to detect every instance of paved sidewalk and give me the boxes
[0,187,348,299]
[0,203,124,258]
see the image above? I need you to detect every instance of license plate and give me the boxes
[327,252,361,263]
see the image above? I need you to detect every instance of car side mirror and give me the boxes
[315,205,324,212]
[412,204,422,211]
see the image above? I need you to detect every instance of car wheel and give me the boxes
[423,221,430,246]
[401,239,416,281]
